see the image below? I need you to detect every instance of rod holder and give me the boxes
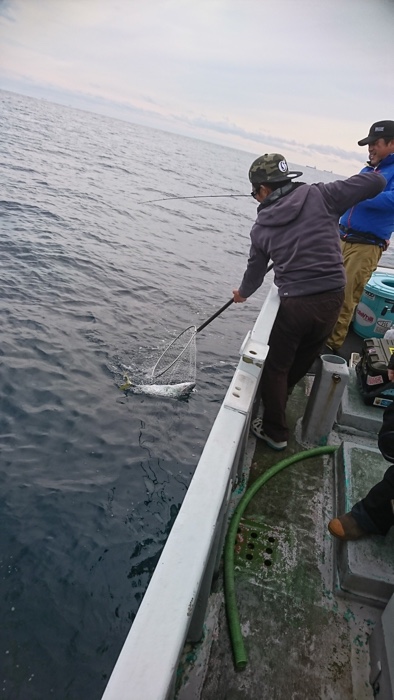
[301,354,349,446]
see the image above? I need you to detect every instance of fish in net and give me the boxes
[120,299,235,398]
[119,326,197,398]
[119,264,272,398]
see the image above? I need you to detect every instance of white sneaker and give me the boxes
[251,418,287,451]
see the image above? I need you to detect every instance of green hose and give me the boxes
[224,445,338,671]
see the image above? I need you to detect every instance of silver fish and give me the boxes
[132,382,195,398]
[120,374,195,399]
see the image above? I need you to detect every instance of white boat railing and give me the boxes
[101,285,280,700]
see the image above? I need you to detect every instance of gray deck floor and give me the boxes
[177,377,393,700]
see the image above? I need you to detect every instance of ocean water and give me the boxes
[1,90,391,699]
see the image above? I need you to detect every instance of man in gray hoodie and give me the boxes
[233,153,386,451]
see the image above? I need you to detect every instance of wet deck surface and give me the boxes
[177,372,394,700]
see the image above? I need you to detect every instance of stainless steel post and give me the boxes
[301,354,349,445]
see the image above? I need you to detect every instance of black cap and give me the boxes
[358,120,394,146]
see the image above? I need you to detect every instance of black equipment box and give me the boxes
[355,338,394,407]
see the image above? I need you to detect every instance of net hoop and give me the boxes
[151,325,197,380]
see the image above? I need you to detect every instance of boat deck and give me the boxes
[177,370,394,700]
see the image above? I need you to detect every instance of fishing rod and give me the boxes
[139,193,251,204]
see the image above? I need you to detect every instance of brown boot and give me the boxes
[328,513,367,541]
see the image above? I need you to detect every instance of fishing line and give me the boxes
[139,194,251,204]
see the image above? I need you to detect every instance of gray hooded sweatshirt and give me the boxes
[238,172,386,299]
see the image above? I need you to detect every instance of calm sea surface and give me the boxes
[1,90,392,699]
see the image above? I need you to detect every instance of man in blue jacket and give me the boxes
[327,120,394,352]
[233,153,385,451]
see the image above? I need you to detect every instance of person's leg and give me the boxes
[259,289,343,443]
[328,464,394,540]
[287,289,344,388]
[350,502,382,535]
[356,464,394,535]
[259,293,336,443]
[327,242,381,350]
[259,299,306,443]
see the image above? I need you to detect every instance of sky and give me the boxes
[0,0,393,176]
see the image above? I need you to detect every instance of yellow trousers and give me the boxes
[327,241,382,350]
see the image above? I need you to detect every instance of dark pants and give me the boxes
[258,288,344,442]
[352,464,394,536]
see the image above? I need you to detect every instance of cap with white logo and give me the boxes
[248,153,303,184]
[358,120,394,146]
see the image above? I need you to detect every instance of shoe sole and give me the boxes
[262,439,287,451]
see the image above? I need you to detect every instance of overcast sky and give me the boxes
[1,0,393,175]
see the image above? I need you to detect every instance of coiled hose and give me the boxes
[224,445,338,670]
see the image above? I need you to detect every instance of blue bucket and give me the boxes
[353,272,394,338]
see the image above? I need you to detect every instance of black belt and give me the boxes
[339,225,386,248]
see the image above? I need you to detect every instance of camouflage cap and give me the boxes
[248,153,303,184]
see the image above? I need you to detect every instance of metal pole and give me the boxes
[301,354,349,445]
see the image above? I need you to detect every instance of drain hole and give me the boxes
[246,553,253,561]
[268,536,275,543]
[265,547,273,554]
[251,532,258,538]
[264,559,272,566]
[248,543,255,549]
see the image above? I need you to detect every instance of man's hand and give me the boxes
[388,369,394,381]
[233,289,247,303]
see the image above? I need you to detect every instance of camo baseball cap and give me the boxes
[248,153,303,184]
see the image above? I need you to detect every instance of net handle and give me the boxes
[196,299,233,333]
[196,262,273,334]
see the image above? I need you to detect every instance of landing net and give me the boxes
[150,325,197,385]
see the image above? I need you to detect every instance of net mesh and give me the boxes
[150,325,197,385]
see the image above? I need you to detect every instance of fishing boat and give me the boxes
[101,266,394,700]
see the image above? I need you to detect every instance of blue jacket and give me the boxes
[340,153,394,240]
